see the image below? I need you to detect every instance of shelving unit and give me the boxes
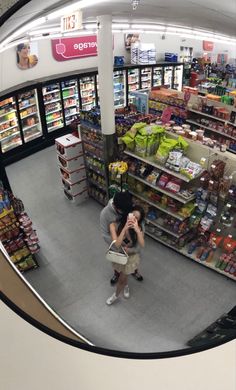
[186,119,236,141]
[113,70,126,107]
[79,76,96,111]
[141,67,152,89]
[0,97,22,152]
[124,149,203,183]
[80,121,108,205]
[61,79,79,127]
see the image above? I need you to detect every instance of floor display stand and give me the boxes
[0,184,39,272]
[55,134,88,204]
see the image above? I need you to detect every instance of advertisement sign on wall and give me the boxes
[51,36,98,61]
[202,40,214,51]
[16,42,38,70]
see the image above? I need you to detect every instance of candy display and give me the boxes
[0,184,39,272]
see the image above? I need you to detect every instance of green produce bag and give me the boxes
[121,131,136,150]
[177,136,189,152]
[135,133,148,157]
[139,125,165,156]
[155,137,178,163]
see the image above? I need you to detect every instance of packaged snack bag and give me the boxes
[135,133,148,157]
[155,137,178,163]
[222,236,236,253]
[177,136,189,151]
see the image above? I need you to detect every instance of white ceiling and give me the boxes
[1,0,236,42]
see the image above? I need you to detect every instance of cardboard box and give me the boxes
[55,134,83,159]
[60,166,86,184]
[62,178,87,196]
[57,154,84,172]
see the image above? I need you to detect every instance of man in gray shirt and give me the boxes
[100,191,143,284]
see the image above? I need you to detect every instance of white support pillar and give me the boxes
[97,15,115,136]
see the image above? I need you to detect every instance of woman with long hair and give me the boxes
[106,205,145,305]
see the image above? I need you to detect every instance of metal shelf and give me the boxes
[0,131,20,142]
[146,218,182,238]
[186,119,236,141]
[129,190,186,221]
[188,108,235,125]
[128,172,195,204]
[47,116,63,124]
[21,112,38,119]
[46,108,61,115]
[0,109,17,118]
[0,125,18,134]
[124,150,202,183]
[43,89,60,95]
[63,94,78,100]
[44,99,61,105]
[23,123,39,131]
[19,103,36,110]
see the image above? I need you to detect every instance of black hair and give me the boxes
[117,204,145,247]
[16,43,28,63]
[113,191,133,215]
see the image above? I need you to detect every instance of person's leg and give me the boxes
[106,272,126,305]
[110,270,120,285]
[132,269,143,281]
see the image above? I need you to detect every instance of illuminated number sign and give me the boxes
[61,11,82,33]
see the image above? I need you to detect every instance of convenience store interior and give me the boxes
[6,146,236,352]
[1,0,236,354]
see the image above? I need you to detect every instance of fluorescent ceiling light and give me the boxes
[0,17,46,46]
[112,23,130,29]
[0,38,29,53]
[63,30,95,36]
[131,24,165,30]
[47,0,108,20]
[84,24,97,29]
[144,31,165,35]
[29,27,61,36]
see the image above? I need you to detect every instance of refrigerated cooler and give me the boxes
[128,68,140,104]
[163,65,174,88]
[0,97,22,153]
[173,65,184,91]
[18,89,42,143]
[79,76,96,111]
[43,82,64,133]
[140,67,152,89]
[61,79,79,126]
[152,66,163,87]
[113,70,126,108]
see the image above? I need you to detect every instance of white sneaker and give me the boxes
[106,293,118,305]
[123,285,130,299]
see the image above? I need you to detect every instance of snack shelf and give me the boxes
[84,150,104,162]
[149,98,186,110]
[46,108,61,115]
[62,86,76,91]
[48,124,63,132]
[43,89,60,95]
[2,141,22,152]
[47,116,63,124]
[0,109,17,118]
[23,123,39,131]
[186,119,236,141]
[129,190,186,221]
[19,103,36,110]
[44,99,61,105]
[83,139,103,149]
[86,164,105,177]
[146,231,236,281]
[88,178,107,192]
[146,218,186,238]
[0,118,16,126]
[124,150,202,183]
[0,131,21,142]
[63,94,77,100]
[188,108,236,126]
[128,172,195,204]
[21,112,37,119]
[0,125,18,134]
[24,132,42,142]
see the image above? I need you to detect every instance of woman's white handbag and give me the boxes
[106,240,129,265]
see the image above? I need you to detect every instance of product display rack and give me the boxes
[0,97,22,153]
[61,79,80,126]
[79,75,97,111]
[113,70,126,108]
[80,119,109,206]
[18,89,42,143]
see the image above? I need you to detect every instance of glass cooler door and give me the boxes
[79,76,96,111]
[152,66,163,87]
[163,65,174,88]
[140,67,152,89]
[61,79,79,126]
[173,65,183,91]
[18,89,42,143]
[0,97,22,153]
[128,68,140,104]
[42,82,64,133]
[113,70,126,108]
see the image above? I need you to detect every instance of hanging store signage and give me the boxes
[61,11,83,33]
[51,36,97,61]
[202,41,214,51]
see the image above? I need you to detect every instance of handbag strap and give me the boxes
[108,240,128,257]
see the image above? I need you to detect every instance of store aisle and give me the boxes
[6,146,236,353]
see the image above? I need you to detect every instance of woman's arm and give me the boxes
[132,220,145,248]
[109,221,129,248]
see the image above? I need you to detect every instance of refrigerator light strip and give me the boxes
[43,89,60,95]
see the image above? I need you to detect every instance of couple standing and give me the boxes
[100,191,145,305]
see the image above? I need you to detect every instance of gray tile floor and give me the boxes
[6,145,236,353]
